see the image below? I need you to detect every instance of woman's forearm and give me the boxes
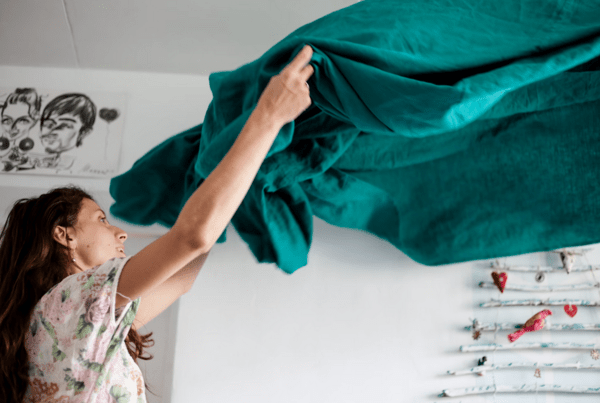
[172,105,283,252]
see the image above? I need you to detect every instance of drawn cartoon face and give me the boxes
[40,112,85,153]
[1,102,37,140]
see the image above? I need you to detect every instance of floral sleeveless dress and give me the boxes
[24,255,146,402]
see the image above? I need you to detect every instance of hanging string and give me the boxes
[490,257,506,402]
[583,252,600,301]
[582,252,600,359]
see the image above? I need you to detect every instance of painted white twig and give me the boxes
[466,322,600,331]
[479,281,600,292]
[448,362,600,376]
[440,384,600,397]
[489,261,600,273]
[553,248,592,274]
[460,342,600,352]
[550,248,593,254]
[480,298,600,308]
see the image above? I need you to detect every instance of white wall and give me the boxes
[173,217,477,402]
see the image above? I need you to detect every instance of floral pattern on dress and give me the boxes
[23,255,147,403]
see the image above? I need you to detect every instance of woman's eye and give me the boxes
[100,217,108,223]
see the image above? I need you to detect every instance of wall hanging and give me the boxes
[441,248,600,400]
[0,87,126,178]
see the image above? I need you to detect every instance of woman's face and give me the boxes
[53,198,128,276]
[1,102,37,140]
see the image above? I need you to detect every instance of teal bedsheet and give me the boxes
[109,0,600,273]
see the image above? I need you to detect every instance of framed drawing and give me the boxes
[0,87,127,178]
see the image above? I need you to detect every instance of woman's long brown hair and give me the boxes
[0,185,156,402]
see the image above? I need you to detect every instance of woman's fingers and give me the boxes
[254,45,315,127]
[301,64,315,83]
[283,45,313,77]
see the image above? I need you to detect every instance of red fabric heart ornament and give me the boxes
[564,304,578,317]
[491,271,507,293]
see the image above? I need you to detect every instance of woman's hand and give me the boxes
[255,45,315,128]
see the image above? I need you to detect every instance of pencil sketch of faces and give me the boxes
[1,89,97,156]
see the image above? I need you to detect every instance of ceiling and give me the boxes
[0,0,361,76]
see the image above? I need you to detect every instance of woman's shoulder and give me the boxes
[36,257,131,312]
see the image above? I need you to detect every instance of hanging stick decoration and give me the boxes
[472,356,487,375]
[564,304,578,317]
[535,270,545,283]
[448,251,600,399]
[439,384,600,397]
[491,271,507,292]
[508,310,552,342]
[554,248,592,274]
[546,248,592,274]
[466,319,600,332]
[489,260,600,273]
[479,281,600,292]
[460,342,600,352]
[448,361,600,376]
[480,298,600,308]
[561,251,576,274]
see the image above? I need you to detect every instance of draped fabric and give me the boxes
[109,0,600,273]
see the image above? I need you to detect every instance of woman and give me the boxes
[0,45,314,403]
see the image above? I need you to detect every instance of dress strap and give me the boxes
[116,291,132,303]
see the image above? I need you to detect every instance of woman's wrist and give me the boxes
[251,103,284,132]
